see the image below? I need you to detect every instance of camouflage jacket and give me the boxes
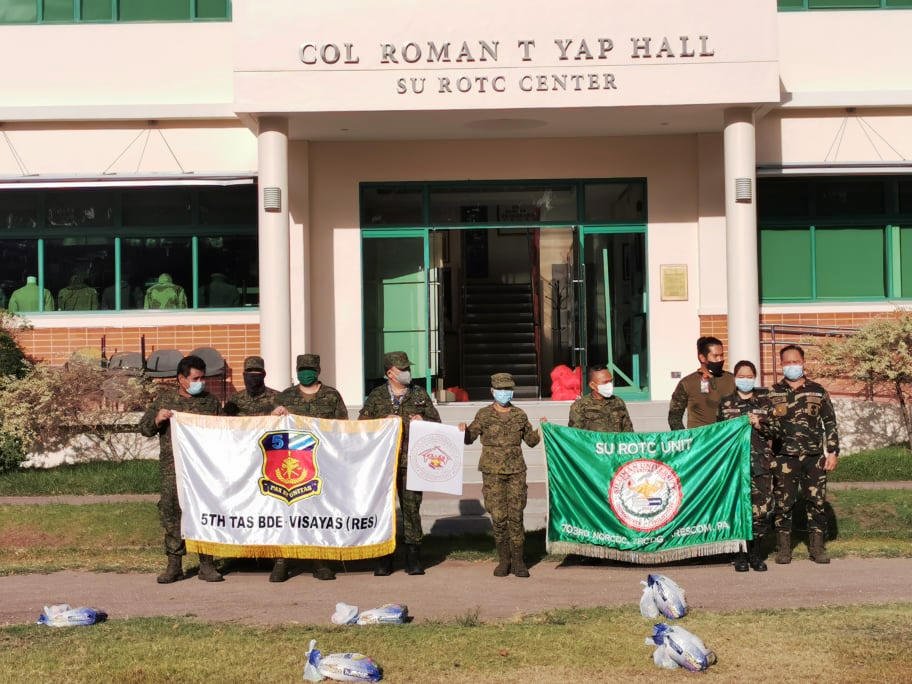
[274,383,348,420]
[717,388,774,462]
[568,393,634,433]
[359,382,440,457]
[464,404,541,475]
[223,387,279,416]
[138,388,221,470]
[668,369,736,430]
[768,378,840,457]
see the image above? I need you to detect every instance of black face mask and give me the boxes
[705,361,725,378]
[243,371,267,396]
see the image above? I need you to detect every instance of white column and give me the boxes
[257,117,292,386]
[723,108,761,367]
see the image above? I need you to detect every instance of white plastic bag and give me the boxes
[304,639,383,682]
[355,604,408,625]
[639,574,688,620]
[37,604,107,627]
[331,603,360,626]
[645,624,717,673]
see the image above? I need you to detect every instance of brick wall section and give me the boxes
[700,311,902,399]
[15,324,261,401]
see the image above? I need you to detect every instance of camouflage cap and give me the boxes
[383,351,413,370]
[491,372,515,389]
[296,353,321,371]
[243,355,266,372]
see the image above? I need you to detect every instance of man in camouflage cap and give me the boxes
[359,350,441,576]
[223,355,279,417]
[460,372,541,578]
[768,344,839,565]
[271,352,348,582]
[568,365,634,433]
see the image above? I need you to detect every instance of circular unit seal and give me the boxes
[609,459,682,532]
[409,433,460,483]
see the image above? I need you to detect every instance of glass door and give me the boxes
[361,229,431,397]
[579,228,649,398]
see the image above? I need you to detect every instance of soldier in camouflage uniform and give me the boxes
[272,353,348,581]
[717,360,774,573]
[359,351,440,576]
[568,366,634,433]
[139,354,223,584]
[460,373,541,578]
[768,345,839,565]
[223,355,279,417]
[668,336,735,430]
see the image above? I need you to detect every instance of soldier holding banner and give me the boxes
[460,373,541,578]
[139,354,223,584]
[668,336,735,430]
[223,355,279,417]
[271,353,349,582]
[359,351,440,577]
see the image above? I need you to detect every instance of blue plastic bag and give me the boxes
[38,604,107,627]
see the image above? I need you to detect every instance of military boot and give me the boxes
[511,543,530,578]
[733,550,749,573]
[748,539,768,572]
[493,542,511,577]
[269,558,289,583]
[156,553,183,584]
[373,554,394,577]
[312,560,336,581]
[404,545,425,576]
[775,531,792,565]
[808,532,831,564]
[197,554,224,582]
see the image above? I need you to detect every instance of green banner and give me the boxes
[543,417,752,564]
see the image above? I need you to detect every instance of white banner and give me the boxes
[170,413,401,561]
[405,421,465,496]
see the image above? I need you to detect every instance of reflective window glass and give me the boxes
[429,184,576,225]
[758,180,811,219]
[196,0,228,19]
[0,240,41,311]
[118,0,189,21]
[122,237,193,309]
[122,189,191,226]
[46,190,115,229]
[815,179,885,216]
[200,186,257,225]
[44,238,113,310]
[584,183,645,223]
[81,0,113,20]
[0,0,38,23]
[0,192,39,231]
[43,0,75,21]
[198,236,259,308]
[361,186,423,226]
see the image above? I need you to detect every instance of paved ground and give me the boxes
[2,485,910,627]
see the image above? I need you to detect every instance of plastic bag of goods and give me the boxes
[639,574,688,620]
[355,604,408,625]
[331,603,360,626]
[37,604,108,627]
[304,639,382,682]
[645,624,717,673]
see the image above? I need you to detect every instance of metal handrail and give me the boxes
[759,323,858,378]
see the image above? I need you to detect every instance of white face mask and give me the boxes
[596,382,614,398]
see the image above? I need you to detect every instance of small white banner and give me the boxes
[170,412,401,561]
[406,421,465,496]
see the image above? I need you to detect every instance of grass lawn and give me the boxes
[1,604,911,683]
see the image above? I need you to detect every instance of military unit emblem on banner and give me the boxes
[258,430,322,504]
[609,460,683,532]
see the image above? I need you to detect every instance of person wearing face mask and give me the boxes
[459,373,541,578]
[223,356,279,417]
[717,360,775,573]
[568,365,634,433]
[139,354,222,584]
[271,353,348,582]
[768,344,839,566]
[668,336,736,430]
[359,351,441,577]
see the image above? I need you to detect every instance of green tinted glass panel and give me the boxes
[119,0,189,20]
[886,0,912,6]
[196,0,228,18]
[81,0,112,20]
[902,227,912,297]
[777,0,807,8]
[815,227,884,297]
[43,0,74,21]
[760,228,812,300]
[0,0,38,22]
[808,0,880,6]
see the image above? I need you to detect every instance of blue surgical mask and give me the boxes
[782,365,804,381]
[735,378,756,394]
[187,380,205,395]
[492,389,513,406]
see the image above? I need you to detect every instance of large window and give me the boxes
[758,176,912,302]
[779,0,912,9]
[0,0,230,23]
[0,184,257,313]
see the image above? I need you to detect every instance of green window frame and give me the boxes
[0,184,257,313]
[0,0,230,24]
[778,0,912,10]
[758,176,912,302]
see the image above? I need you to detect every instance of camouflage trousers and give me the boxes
[751,455,774,538]
[482,471,528,548]
[159,467,186,556]
[397,467,423,545]
[771,453,828,534]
